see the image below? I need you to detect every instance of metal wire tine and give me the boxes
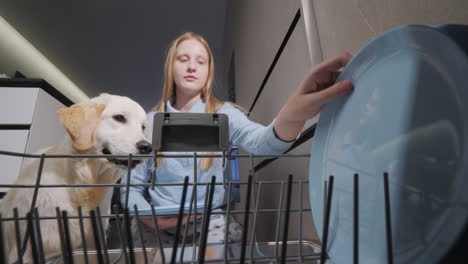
[281,175,294,264]
[27,212,40,264]
[222,150,226,168]
[192,153,198,261]
[33,208,45,264]
[383,172,394,264]
[249,153,257,205]
[248,153,258,261]
[112,205,128,264]
[202,183,210,221]
[354,174,359,264]
[154,152,158,168]
[198,181,210,251]
[13,208,24,264]
[222,151,227,189]
[275,182,285,261]
[150,205,165,264]
[170,176,189,264]
[323,180,328,217]
[22,154,46,254]
[90,210,104,264]
[249,181,263,262]
[124,154,133,209]
[320,176,334,264]
[321,179,327,258]
[180,185,197,264]
[198,176,217,264]
[56,207,68,263]
[62,211,74,264]
[123,208,135,264]
[29,154,46,213]
[0,214,6,264]
[298,181,304,263]
[150,167,156,190]
[77,207,89,264]
[223,181,233,264]
[249,153,254,175]
[240,175,253,264]
[133,205,148,264]
[198,182,210,256]
[95,207,110,264]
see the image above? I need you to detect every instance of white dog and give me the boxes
[0,93,151,263]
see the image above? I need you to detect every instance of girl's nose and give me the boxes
[187,61,196,72]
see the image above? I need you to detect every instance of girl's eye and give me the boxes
[113,115,126,123]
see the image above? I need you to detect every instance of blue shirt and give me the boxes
[120,99,294,212]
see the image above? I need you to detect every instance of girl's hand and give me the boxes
[274,53,354,141]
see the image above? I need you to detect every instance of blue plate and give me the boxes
[309,25,468,263]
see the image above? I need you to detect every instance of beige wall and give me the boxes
[224,0,468,245]
[223,0,318,243]
[305,0,468,63]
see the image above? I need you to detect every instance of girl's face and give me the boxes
[173,38,209,97]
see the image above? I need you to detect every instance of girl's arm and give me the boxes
[274,53,353,141]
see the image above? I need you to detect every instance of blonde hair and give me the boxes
[152,32,222,170]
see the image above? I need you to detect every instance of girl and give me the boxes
[121,32,353,246]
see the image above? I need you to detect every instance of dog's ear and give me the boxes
[57,103,106,150]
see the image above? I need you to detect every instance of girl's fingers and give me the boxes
[313,80,353,106]
[314,52,352,74]
[300,53,352,94]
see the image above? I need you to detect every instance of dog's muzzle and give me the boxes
[102,140,151,168]
[102,148,147,169]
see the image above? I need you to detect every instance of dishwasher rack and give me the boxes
[0,150,398,264]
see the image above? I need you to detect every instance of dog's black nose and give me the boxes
[137,140,152,154]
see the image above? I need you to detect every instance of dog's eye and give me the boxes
[113,115,126,123]
[142,125,146,131]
